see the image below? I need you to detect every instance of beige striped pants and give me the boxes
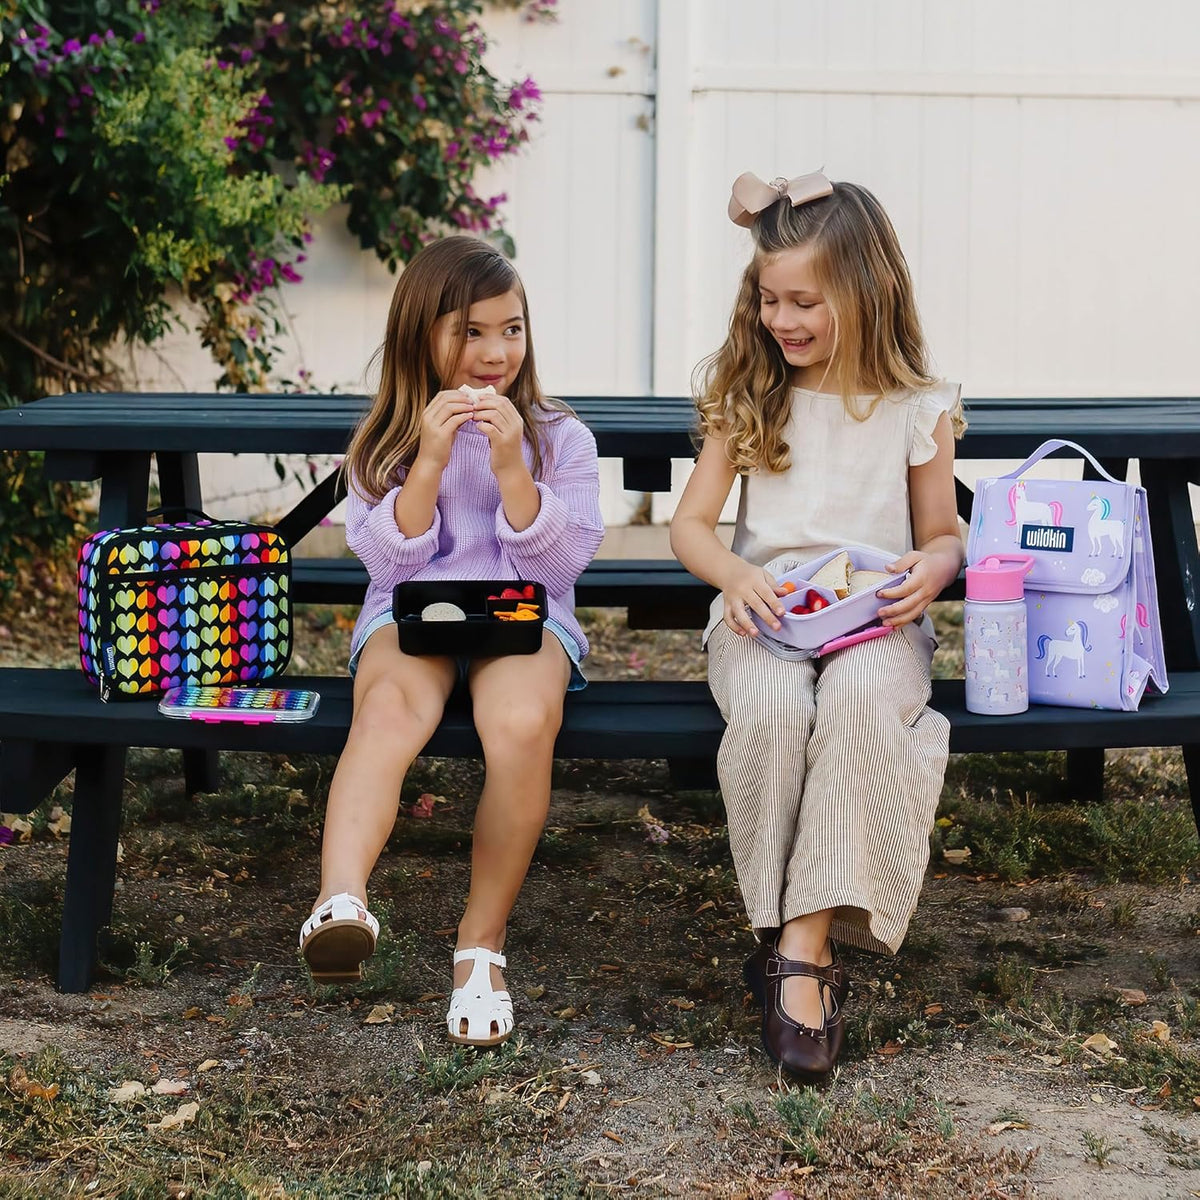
[707,622,950,954]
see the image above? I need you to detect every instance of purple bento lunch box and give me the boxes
[751,546,907,653]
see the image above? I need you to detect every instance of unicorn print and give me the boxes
[1034,620,1092,678]
[1005,480,1063,528]
[978,618,1002,640]
[1118,603,1150,644]
[1086,495,1125,557]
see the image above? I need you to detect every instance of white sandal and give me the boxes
[299,893,379,983]
[446,947,514,1046]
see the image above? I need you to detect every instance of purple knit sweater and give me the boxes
[346,413,604,662]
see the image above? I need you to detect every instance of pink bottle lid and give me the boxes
[965,554,1035,602]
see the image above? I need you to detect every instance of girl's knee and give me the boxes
[475,695,563,752]
[353,677,443,738]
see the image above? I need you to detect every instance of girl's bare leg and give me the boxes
[454,632,570,991]
[777,908,835,1028]
[314,628,457,911]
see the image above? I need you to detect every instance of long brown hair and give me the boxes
[344,235,570,503]
[695,181,963,473]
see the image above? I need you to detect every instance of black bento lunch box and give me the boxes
[392,580,547,657]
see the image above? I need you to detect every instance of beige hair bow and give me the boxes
[727,171,833,227]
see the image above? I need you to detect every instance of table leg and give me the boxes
[96,452,151,529]
[1143,461,1200,673]
[58,743,127,993]
[1065,748,1105,802]
[156,450,221,793]
[156,450,203,514]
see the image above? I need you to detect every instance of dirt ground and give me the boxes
[2,593,1199,1198]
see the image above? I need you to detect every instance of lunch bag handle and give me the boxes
[999,438,1124,486]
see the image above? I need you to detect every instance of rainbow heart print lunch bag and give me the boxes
[77,512,292,701]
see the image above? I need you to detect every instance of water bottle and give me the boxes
[964,555,1036,715]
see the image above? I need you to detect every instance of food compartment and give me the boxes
[393,580,546,657]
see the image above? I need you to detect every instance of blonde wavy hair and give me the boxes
[343,235,571,504]
[695,181,964,473]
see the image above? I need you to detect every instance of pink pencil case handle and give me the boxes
[190,711,279,724]
[816,623,895,657]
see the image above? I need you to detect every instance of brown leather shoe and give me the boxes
[742,937,775,1007]
[757,943,849,1082]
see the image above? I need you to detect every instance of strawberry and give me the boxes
[809,595,829,612]
[500,587,525,600]
[790,604,811,615]
[522,584,536,599]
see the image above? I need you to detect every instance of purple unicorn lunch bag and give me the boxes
[967,438,1167,711]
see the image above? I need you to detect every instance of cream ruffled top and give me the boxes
[703,380,962,658]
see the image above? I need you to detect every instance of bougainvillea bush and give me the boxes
[0,0,544,599]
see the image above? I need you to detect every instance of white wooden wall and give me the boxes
[127,0,1200,529]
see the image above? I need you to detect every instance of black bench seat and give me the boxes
[3,668,1196,769]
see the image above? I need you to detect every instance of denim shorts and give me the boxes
[349,611,587,692]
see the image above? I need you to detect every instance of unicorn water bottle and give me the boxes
[964,555,1036,716]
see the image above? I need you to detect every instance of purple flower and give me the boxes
[335,115,351,136]
[0,827,14,847]
[63,38,82,55]
[646,824,670,845]
[412,93,427,111]
[133,31,146,43]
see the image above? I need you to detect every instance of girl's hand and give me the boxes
[471,393,525,474]
[415,390,475,471]
[876,550,950,627]
[721,562,786,637]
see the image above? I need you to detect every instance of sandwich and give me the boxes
[848,569,895,596]
[809,551,853,599]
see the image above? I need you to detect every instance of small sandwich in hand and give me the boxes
[809,551,853,599]
[848,569,896,596]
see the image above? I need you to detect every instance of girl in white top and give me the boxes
[670,171,964,1081]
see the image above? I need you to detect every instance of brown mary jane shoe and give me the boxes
[742,936,776,1008]
[757,943,849,1083]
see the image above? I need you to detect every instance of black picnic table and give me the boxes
[2,391,1200,992]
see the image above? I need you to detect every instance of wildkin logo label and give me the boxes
[1020,524,1074,552]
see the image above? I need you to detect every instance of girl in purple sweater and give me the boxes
[300,236,604,1046]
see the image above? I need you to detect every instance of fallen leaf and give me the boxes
[1081,1032,1119,1057]
[363,1004,394,1025]
[987,1119,1029,1134]
[877,1040,904,1057]
[147,1100,199,1131]
[196,1060,220,1073]
[603,1130,624,1143]
[108,1081,147,1103]
[924,1003,944,1017]
[554,1007,577,1020]
[581,1070,602,1087]
[9,1067,59,1101]
[152,1079,189,1096]
[410,793,437,819]
[182,1007,203,1020]
[694,900,716,915]
[942,847,972,865]
[525,985,546,1000]
[1033,1053,1063,1066]
[667,998,696,1011]
[1115,987,1147,1006]
[1150,1020,1171,1043]
[649,1033,694,1049]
